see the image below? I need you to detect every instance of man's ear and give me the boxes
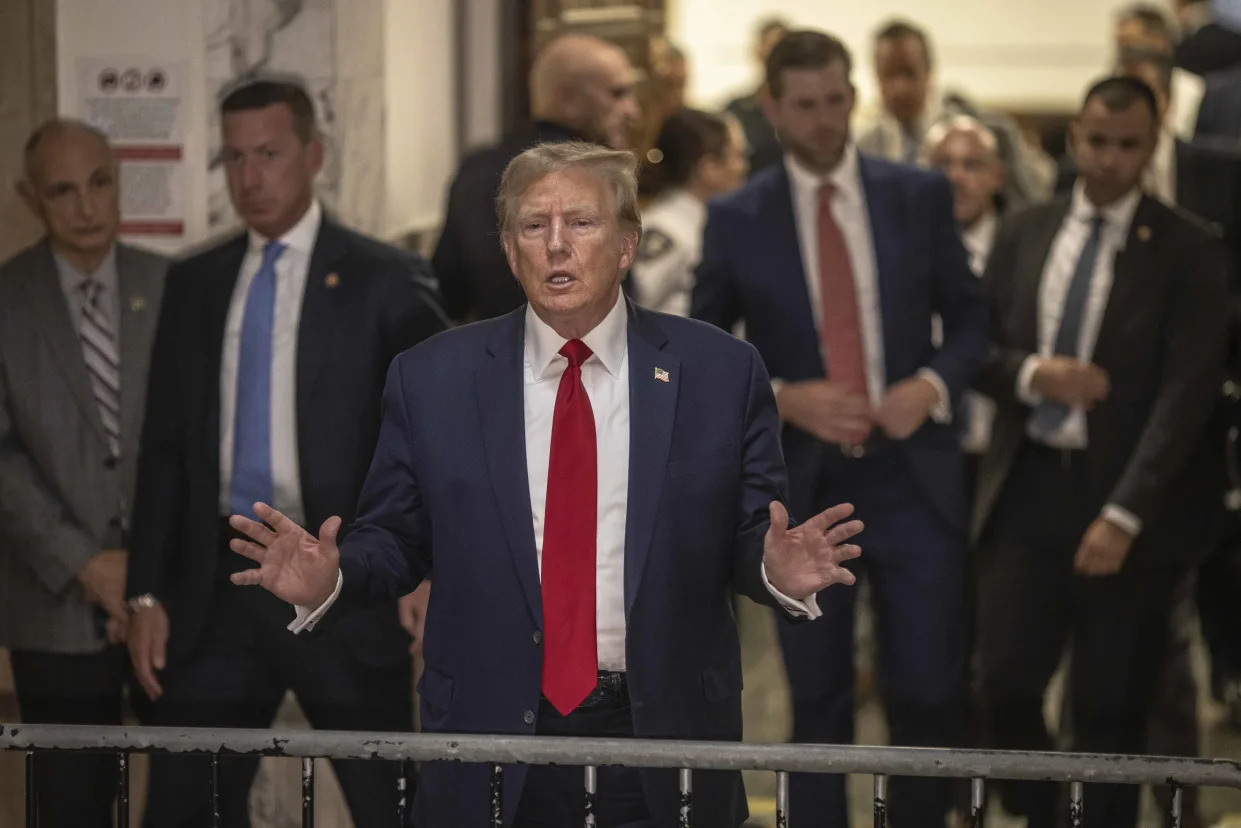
[16,179,40,219]
[618,228,639,272]
[501,232,520,279]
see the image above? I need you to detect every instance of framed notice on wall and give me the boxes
[76,56,189,237]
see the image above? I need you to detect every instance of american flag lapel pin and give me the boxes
[654,367,670,383]
[1136,225,1152,243]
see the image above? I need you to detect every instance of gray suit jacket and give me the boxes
[0,239,167,653]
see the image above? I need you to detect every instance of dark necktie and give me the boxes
[540,339,598,715]
[1030,215,1106,437]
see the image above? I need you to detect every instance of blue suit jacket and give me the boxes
[335,301,792,828]
[691,158,988,530]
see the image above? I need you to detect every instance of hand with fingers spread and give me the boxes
[228,503,342,610]
[763,501,863,601]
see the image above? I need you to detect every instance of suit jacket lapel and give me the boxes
[764,167,820,351]
[205,236,248,475]
[623,303,679,616]
[477,308,543,627]
[115,245,159,464]
[859,158,901,376]
[1015,200,1071,350]
[296,219,350,417]
[1096,197,1157,364]
[21,242,108,447]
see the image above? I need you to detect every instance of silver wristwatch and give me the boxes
[125,594,162,613]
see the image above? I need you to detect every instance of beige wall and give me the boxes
[0,0,56,262]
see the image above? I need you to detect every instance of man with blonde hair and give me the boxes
[434,34,641,323]
[227,140,863,827]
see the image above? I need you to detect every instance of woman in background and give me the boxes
[634,108,748,316]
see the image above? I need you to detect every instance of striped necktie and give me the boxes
[78,278,121,458]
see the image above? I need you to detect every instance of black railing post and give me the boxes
[118,751,131,827]
[397,759,408,826]
[678,768,692,828]
[584,765,597,827]
[25,751,36,828]
[1169,783,1183,828]
[873,774,888,828]
[775,771,790,828]
[302,757,315,828]
[1068,781,1084,828]
[490,764,504,828]
[970,777,985,828]
[211,754,221,828]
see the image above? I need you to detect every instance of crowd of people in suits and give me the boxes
[3,1,1241,827]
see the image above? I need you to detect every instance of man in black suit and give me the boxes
[125,78,446,826]
[1175,0,1241,76]
[975,77,1228,828]
[432,33,639,323]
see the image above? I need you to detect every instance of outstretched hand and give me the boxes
[229,503,342,609]
[763,501,862,600]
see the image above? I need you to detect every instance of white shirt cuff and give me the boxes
[288,570,343,633]
[917,369,952,424]
[1016,355,1045,406]
[1101,504,1143,538]
[760,561,822,619]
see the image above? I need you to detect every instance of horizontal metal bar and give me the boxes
[3,724,1240,789]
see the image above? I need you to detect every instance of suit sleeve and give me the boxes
[126,268,189,600]
[731,345,796,613]
[690,203,744,332]
[974,216,1034,402]
[1108,234,1230,525]
[0,346,97,594]
[337,358,432,604]
[923,176,990,398]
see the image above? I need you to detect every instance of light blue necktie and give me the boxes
[230,240,286,519]
[1030,215,1105,437]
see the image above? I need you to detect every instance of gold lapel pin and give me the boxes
[1137,225,1152,242]
[654,367,670,383]
[325,272,341,288]
[129,295,147,312]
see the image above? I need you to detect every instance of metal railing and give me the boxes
[5,723,1241,827]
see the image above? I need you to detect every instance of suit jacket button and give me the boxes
[532,631,542,645]
[523,709,535,725]
[104,456,119,470]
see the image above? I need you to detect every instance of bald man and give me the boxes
[0,119,167,826]
[432,34,640,322]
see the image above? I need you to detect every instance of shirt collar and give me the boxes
[1070,180,1142,245]
[53,243,119,297]
[962,211,997,262]
[525,291,628,380]
[784,142,863,205]
[246,200,323,257]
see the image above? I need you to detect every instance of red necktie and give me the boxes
[817,182,868,396]
[541,339,598,715]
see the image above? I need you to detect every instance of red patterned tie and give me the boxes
[541,339,598,715]
[817,182,868,395]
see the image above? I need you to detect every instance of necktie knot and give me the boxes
[261,240,287,270]
[559,339,593,369]
[1086,214,1105,236]
[78,277,101,305]
[818,181,837,205]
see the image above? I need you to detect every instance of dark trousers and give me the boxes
[514,692,653,828]
[777,452,967,827]
[141,582,413,828]
[1199,526,1241,693]
[10,646,126,828]
[979,443,1177,828]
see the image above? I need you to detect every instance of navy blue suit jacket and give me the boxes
[336,301,793,828]
[691,158,989,530]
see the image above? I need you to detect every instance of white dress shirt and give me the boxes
[524,296,631,671]
[783,148,950,418]
[218,200,322,527]
[292,292,820,636]
[1015,183,1144,535]
[960,211,998,455]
